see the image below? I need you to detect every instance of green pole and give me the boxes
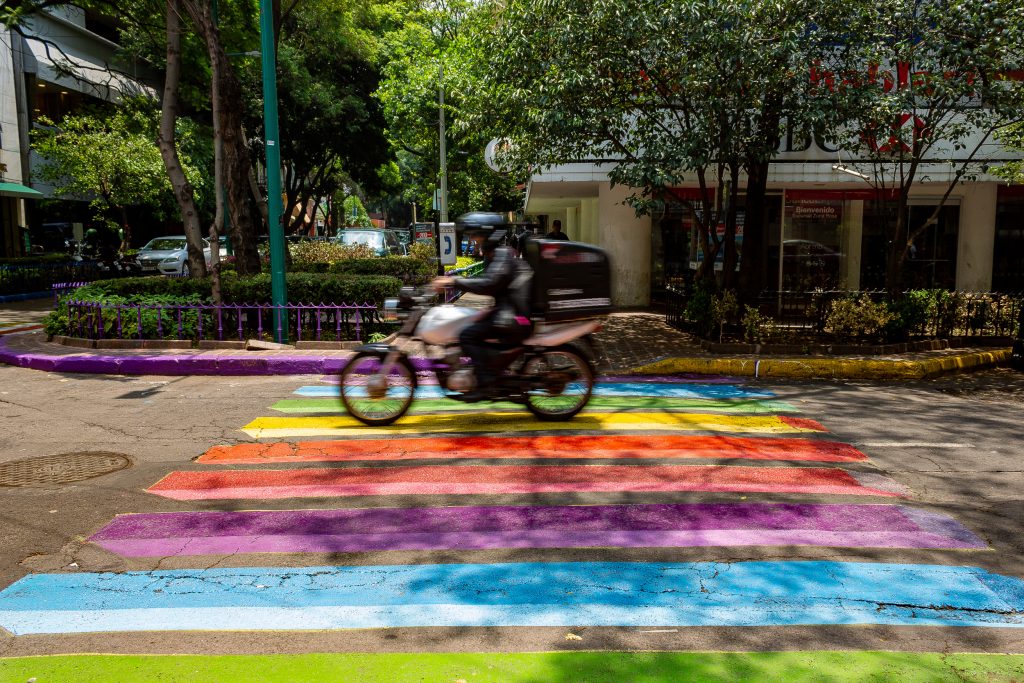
[259,0,287,342]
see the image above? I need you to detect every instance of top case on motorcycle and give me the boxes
[523,239,613,323]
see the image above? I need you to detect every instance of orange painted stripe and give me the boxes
[199,435,867,464]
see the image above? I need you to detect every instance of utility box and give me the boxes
[524,239,612,322]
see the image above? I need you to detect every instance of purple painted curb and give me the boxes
[90,503,985,557]
[0,336,357,376]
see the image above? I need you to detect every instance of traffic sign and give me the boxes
[439,222,456,266]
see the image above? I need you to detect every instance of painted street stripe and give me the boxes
[0,323,43,336]
[90,503,984,557]
[199,435,867,465]
[295,383,776,400]
[1,561,1022,634]
[856,442,971,448]
[271,396,800,415]
[317,373,743,384]
[3,652,1024,683]
[240,413,825,438]
[147,464,905,500]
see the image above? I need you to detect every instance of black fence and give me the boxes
[666,287,1024,340]
[0,262,103,297]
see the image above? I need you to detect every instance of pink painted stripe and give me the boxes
[147,465,904,500]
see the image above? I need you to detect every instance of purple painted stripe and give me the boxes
[90,503,985,557]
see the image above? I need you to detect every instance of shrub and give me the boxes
[328,257,434,285]
[409,241,436,260]
[884,289,934,341]
[683,280,717,338]
[825,294,893,341]
[741,305,778,344]
[290,240,374,265]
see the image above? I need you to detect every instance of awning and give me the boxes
[0,182,43,199]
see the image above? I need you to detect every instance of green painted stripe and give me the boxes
[2,651,1023,682]
[270,397,799,415]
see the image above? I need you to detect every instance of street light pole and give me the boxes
[438,63,448,224]
[259,0,288,342]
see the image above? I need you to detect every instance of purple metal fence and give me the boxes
[64,300,381,342]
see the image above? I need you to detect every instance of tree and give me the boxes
[32,106,204,248]
[822,0,1024,295]
[472,0,851,296]
[239,0,393,235]
[375,0,521,221]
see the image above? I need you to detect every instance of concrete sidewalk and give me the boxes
[0,296,1011,379]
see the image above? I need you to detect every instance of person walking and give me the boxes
[546,220,569,241]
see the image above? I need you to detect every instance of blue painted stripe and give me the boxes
[1,561,1021,634]
[296,382,776,400]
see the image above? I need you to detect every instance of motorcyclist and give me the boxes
[432,225,533,399]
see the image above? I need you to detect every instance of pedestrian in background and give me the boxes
[546,220,569,240]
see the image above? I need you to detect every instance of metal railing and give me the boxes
[64,300,383,343]
[1,262,102,296]
[666,286,1024,340]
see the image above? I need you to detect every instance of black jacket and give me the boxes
[453,246,533,328]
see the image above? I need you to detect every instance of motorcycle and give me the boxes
[338,287,602,425]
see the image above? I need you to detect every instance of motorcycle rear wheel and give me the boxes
[523,346,594,421]
[339,351,417,426]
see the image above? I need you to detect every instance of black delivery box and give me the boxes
[524,239,612,322]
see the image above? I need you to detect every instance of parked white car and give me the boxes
[154,237,229,276]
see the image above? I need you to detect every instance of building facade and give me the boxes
[524,146,1024,307]
[0,6,154,257]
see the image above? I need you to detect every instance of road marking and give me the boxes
[1,561,1022,634]
[272,397,800,415]
[91,503,983,557]
[198,435,867,465]
[3,652,1024,682]
[146,464,904,500]
[240,413,826,438]
[855,442,971,448]
[296,383,776,400]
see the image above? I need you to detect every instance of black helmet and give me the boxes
[456,212,510,248]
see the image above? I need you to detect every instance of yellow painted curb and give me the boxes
[630,349,1011,380]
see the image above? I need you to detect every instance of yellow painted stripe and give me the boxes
[241,412,824,438]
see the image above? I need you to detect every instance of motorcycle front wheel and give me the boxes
[339,351,417,426]
[522,345,594,421]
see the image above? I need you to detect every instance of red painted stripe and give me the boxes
[199,435,866,464]
[149,464,901,500]
[0,324,43,336]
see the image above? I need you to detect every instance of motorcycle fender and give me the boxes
[353,342,397,354]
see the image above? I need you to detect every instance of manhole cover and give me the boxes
[0,452,131,487]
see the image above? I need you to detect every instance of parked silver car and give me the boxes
[137,236,227,276]
[136,236,191,272]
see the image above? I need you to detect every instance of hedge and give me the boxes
[69,272,403,305]
[326,257,434,285]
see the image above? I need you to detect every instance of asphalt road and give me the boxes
[0,364,1022,658]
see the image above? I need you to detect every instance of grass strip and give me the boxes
[3,651,1024,682]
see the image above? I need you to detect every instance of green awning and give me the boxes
[0,182,43,199]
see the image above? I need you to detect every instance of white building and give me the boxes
[524,137,1024,307]
[0,6,153,257]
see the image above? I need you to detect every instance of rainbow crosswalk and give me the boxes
[3,372,1024,645]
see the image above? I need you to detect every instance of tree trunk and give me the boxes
[721,163,740,291]
[738,159,770,303]
[183,0,262,275]
[886,188,911,299]
[157,0,207,278]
